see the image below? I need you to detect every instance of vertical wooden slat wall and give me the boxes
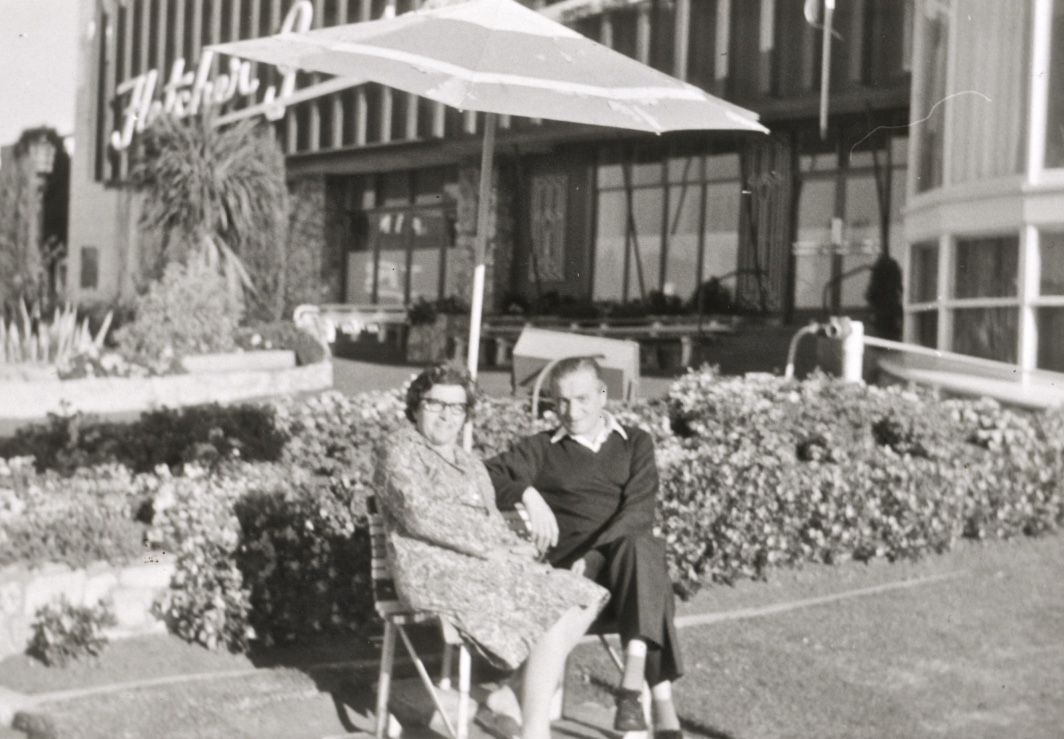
[118,0,134,178]
[355,0,371,145]
[155,0,168,73]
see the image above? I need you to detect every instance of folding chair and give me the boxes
[367,496,473,739]
[504,504,654,736]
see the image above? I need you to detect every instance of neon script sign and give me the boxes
[110,1,313,151]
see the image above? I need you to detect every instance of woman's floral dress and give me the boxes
[373,425,608,671]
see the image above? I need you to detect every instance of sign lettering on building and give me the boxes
[110,1,313,151]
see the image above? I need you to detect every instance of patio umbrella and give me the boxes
[209,0,768,379]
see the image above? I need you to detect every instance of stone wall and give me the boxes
[0,554,174,660]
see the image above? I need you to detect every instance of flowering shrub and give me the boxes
[148,465,252,652]
[57,349,170,380]
[234,471,374,645]
[655,367,1064,595]
[273,390,406,486]
[27,597,118,667]
[114,259,239,372]
[0,462,145,569]
[1,403,286,475]
[6,368,1064,652]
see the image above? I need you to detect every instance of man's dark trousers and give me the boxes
[564,532,683,686]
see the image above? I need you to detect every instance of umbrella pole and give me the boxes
[463,112,497,452]
[465,112,497,380]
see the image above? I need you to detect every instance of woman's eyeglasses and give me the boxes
[421,398,468,417]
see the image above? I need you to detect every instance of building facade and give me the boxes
[69,0,914,329]
[903,0,1064,373]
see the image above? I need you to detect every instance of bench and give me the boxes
[479,316,736,368]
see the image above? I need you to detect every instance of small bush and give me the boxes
[115,259,239,370]
[235,471,374,645]
[148,466,252,652]
[27,597,117,667]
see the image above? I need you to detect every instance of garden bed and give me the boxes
[1,370,1062,663]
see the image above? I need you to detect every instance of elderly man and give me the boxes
[486,356,683,737]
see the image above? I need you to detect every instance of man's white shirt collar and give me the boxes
[550,412,628,452]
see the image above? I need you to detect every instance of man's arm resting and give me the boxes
[485,436,547,510]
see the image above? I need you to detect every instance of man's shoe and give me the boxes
[474,710,521,739]
[613,688,647,732]
[654,731,685,739]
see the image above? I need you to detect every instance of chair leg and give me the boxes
[456,644,472,739]
[397,625,458,738]
[599,633,625,673]
[375,622,397,739]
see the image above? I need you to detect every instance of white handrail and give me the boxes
[863,336,1041,382]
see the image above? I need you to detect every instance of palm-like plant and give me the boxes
[131,113,289,319]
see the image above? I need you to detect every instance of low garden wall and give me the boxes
[0,555,173,660]
[0,358,332,420]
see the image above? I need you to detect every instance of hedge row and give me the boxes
[0,403,287,475]
[3,371,1063,651]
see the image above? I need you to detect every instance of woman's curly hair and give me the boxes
[404,361,478,422]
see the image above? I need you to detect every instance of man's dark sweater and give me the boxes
[485,425,659,568]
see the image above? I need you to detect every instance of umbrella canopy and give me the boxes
[210,0,766,135]
[209,0,767,393]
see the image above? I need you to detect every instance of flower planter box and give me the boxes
[180,349,295,374]
[0,362,332,421]
[0,554,174,660]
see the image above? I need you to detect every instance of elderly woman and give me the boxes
[373,362,607,739]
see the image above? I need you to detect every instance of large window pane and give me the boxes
[952,307,1018,363]
[442,248,463,300]
[409,249,441,302]
[593,190,627,300]
[954,236,1018,299]
[909,241,939,304]
[346,252,374,303]
[628,188,663,299]
[1040,231,1064,296]
[376,249,408,304]
[703,181,740,282]
[794,178,835,309]
[949,0,1028,183]
[841,174,882,307]
[912,310,938,348]
[1045,0,1064,168]
[1037,307,1064,372]
[705,154,741,181]
[665,184,701,301]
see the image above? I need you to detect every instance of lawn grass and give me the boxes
[4,534,1061,738]
[568,534,1064,739]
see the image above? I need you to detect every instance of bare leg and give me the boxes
[520,604,598,739]
[651,680,681,731]
[621,638,647,691]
